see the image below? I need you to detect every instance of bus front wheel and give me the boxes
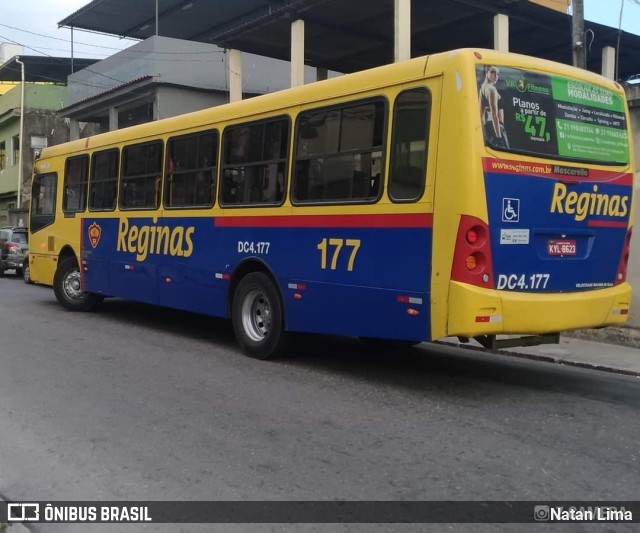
[53,256,103,311]
[232,272,287,360]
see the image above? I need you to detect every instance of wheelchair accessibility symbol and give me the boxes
[502,198,520,223]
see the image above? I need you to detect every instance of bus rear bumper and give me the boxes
[446,281,632,338]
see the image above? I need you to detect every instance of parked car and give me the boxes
[0,226,28,278]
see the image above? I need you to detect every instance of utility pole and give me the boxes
[572,0,586,69]
[15,56,25,212]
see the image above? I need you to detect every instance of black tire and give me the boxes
[53,256,103,311]
[22,256,32,284]
[15,267,23,278]
[232,272,288,359]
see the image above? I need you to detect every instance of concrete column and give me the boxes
[228,48,243,103]
[291,19,305,88]
[493,13,509,52]
[601,46,616,80]
[69,119,80,141]
[108,106,118,131]
[316,67,328,82]
[394,0,411,62]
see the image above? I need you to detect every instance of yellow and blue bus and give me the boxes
[28,48,635,359]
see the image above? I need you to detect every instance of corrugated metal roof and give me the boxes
[58,74,155,112]
[57,0,640,80]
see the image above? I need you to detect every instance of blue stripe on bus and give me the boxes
[81,217,432,341]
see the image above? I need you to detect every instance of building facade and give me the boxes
[62,36,325,135]
[0,84,79,225]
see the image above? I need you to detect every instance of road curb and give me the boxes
[437,336,640,378]
[564,326,640,350]
[500,346,640,378]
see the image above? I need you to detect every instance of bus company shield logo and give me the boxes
[88,222,102,248]
[502,198,520,223]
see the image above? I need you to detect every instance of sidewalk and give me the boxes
[443,328,640,377]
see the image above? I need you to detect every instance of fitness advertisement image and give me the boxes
[477,66,629,164]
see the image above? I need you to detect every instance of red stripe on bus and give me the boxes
[587,220,628,228]
[214,213,433,229]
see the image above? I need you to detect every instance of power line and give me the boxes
[0,22,224,56]
[1,63,114,91]
[0,33,222,88]
[0,22,135,51]
[0,34,128,85]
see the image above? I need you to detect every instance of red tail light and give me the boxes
[3,243,19,254]
[451,215,495,289]
[615,227,633,285]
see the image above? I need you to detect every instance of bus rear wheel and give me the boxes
[53,256,103,311]
[232,272,287,360]
[22,255,32,284]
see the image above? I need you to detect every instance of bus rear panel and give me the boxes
[446,58,633,342]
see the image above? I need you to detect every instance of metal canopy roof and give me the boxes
[0,56,99,83]
[58,0,640,80]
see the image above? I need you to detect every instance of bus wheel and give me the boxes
[53,256,103,311]
[22,256,32,284]
[232,272,287,360]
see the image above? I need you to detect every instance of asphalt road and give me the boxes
[1,274,640,532]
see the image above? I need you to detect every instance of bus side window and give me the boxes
[63,155,89,213]
[89,149,119,211]
[120,141,163,210]
[30,172,57,232]
[388,88,431,202]
[164,130,218,209]
[220,118,289,207]
[292,99,385,204]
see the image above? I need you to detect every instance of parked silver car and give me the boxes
[0,226,28,278]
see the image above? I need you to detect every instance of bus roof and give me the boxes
[39,48,625,161]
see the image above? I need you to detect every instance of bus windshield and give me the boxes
[477,65,630,166]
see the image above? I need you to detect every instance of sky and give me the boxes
[0,0,640,61]
[0,0,136,60]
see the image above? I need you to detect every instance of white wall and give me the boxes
[67,36,334,106]
[156,86,227,120]
[0,43,24,64]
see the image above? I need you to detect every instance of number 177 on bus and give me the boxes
[317,238,361,272]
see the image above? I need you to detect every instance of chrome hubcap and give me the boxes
[241,289,272,342]
[63,270,84,300]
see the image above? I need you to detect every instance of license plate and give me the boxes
[547,239,576,256]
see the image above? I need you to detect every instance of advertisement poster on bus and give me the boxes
[477,65,629,164]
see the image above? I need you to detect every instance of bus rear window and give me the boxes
[477,65,629,165]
